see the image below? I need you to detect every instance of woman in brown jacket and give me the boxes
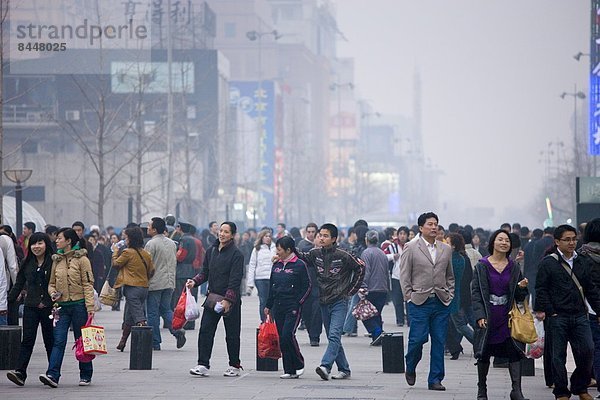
[112,226,155,351]
[39,228,95,388]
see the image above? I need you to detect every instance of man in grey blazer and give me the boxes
[400,212,455,391]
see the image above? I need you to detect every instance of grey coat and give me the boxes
[145,234,177,291]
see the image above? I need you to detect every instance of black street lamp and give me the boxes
[4,169,33,237]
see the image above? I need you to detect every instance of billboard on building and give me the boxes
[590,0,600,155]
[229,81,276,226]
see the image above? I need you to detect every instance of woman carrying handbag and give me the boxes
[112,226,155,351]
[472,229,529,400]
[39,228,95,388]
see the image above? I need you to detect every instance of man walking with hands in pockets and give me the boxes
[400,212,455,391]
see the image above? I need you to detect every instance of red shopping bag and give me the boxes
[172,288,187,330]
[257,315,281,359]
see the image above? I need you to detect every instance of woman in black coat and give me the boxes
[471,229,529,400]
[6,232,55,386]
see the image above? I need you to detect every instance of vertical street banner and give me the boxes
[590,0,600,155]
[230,81,276,226]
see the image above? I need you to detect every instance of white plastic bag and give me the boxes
[525,318,545,359]
[93,289,102,312]
[184,288,200,321]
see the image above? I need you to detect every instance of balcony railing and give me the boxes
[3,104,57,124]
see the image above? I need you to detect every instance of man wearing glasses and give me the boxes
[535,224,600,400]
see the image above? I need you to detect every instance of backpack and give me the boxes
[192,237,206,270]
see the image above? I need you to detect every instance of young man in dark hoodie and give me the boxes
[296,223,365,381]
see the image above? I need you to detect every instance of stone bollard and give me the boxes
[129,326,153,370]
[256,328,278,371]
[0,325,22,370]
[382,332,404,373]
[521,357,535,376]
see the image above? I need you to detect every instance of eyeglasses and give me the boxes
[559,238,577,243]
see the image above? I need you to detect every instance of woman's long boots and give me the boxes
[116,324,132,352]
[508,361,528,400]
[477,361,490,400]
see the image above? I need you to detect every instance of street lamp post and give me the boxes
[126,184,139,225]
[330,82,354,225]
[4,169,33,237]
[246,29,281,226]
[560,86,586,176]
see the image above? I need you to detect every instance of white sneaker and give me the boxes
[189,365,210,377]
[331,371,351,380]
[223,367,240,377]
[296,368,304,376]
[280,373,299,379]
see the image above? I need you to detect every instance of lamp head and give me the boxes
[560,92,567,99]
[576,92,586,99]
[246,31,258,41]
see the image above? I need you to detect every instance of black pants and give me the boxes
[16,306,54,376]
[549,314,594,398]
[197,300,241,368]
[543,316,554,387]
[274,306,304,374]
[301,291,322,342]
[7,298,21,325]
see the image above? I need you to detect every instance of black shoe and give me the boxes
[405,371,416,386]
[370,333,384,346]
[39,374,58,388]
[7,370,25,386]
[310,340,320,347]
[176,330,186,349]
[450,350,463,360]
[428,382,446,391]
[298,321,306,331]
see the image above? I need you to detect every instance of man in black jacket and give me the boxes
[296,223,365,381]
[534,224,600,400]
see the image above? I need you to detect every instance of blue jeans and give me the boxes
[0,314,6,325]
[450,309,474,344]
[320,299,350,373]
[147,288,176,347]
[342,294,359,334]
[550,314,594,398]
[47,302,92,382]
[405,297,450,385]
[255,279,270,323]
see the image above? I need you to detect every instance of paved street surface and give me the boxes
[0,295,581,399]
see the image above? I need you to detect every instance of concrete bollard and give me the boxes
[256,328,278,371]
[521,357,535,376]
[0,326,22,370]
[129,326,153,370]
[382,332,404,373]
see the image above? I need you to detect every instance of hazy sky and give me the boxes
[336,1,588,228]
